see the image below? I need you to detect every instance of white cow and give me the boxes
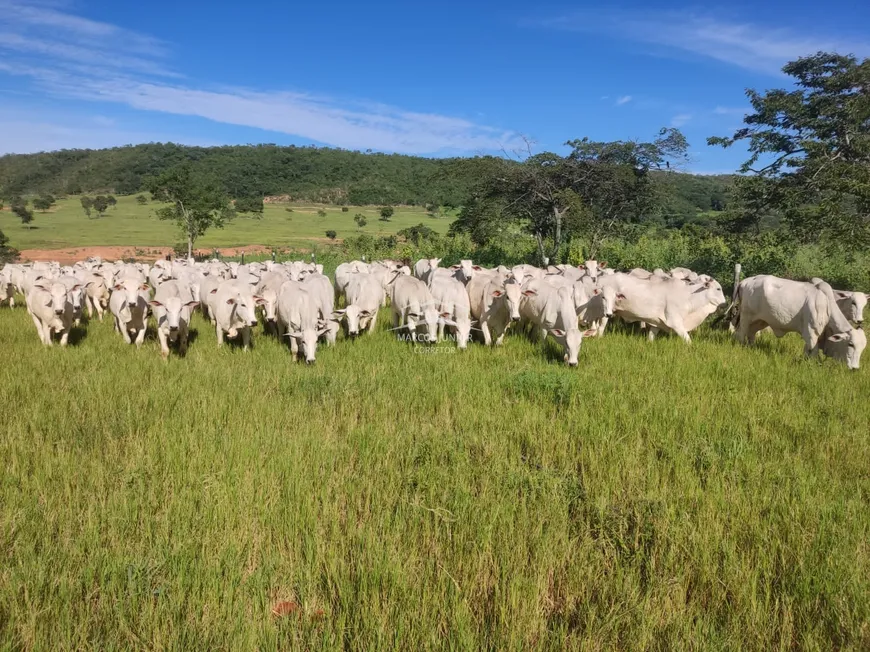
[211,281,261,349]
[600,274,726,342]
[520,278,594,366]
[109,278,151,346]
[474,277,526,347]
[832,290,868,325]
[303,273,340,345]
[79,273,110,321]
[413,258,441,285]
[429,275,473,349]
[26,280,77,346]
[390,275,441,343]
[254,271,291,329]
[448,259,483,285]
[734,275,866,369]
[149,281,199,358]
[276,281,327,363]
[334,273,384,337]
[57,275,86,326]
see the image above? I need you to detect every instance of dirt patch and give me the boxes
[17,244,287,264]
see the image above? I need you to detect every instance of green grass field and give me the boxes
[0,196,454,251]
[1,294,868,648]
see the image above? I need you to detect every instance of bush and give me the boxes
[325,230,337,240]
[379,206,394,221]
[136,195,148,205]
[317,209,327,217]
[341,206,349,212]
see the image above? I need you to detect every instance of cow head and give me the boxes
[257,288,279,322]
[150,296,198,334]
[835,291,867,324]
[113,279,148,309]
[823,328,867,370]
[449,259,481,285]
[504,279,529,321]
[37,281,70,317]
[334,305,370,336]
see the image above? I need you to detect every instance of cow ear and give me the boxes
[440,311,452,319]
[359,310,371,317]
[522,289,537,297]
[834,291,849,299]
[210,288,218,294]
[226,298,236,305]
[549,328,566,337]
[149,300,163,307]
[450,265,461,270]
[185,300,199,309]
[332,309,346,319]
[472,265,483,271]
[599,261,607,268]
[593,288,601,295]
[491,289,504,298]
[253,295,265,305]
[616,293,626,300]
[827,333,847,342]
[113,284,123,291]
[139,284,149,291]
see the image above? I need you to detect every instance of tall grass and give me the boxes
[1,297,868,649]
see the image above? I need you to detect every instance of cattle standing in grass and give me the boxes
[303,273,340,345]
[334,273,384,337]
[430,275,473,349]
[25,281,77,346]
[734,275,866,369]
[211,281,261,350]
[150,281,199,359]
[276,281,327,363]
[109,279,150,346]
[520,278,594,366]
[474,277,526,347]
[390,275,441,343]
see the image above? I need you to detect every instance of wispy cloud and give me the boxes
[670,113,692,127]
[0,1,520,154]
[615,95,632,106]
[536,11,869,75]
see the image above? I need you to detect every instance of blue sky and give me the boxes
[0,0,867,173]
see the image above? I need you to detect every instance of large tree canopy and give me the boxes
[450,129,688,262]
[709,52,870,247]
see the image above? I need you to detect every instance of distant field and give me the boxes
[0,196,454,251]
[1,293,869,647]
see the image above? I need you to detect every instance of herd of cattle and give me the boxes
[0,256,866,368]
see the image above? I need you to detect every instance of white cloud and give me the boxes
[0,0,520,154]
[670,113,692,127]
[616,95,632,105]
[537,12,869,75]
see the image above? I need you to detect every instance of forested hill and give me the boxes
[0,143,733,219]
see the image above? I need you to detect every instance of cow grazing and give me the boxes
[734,275,866,369]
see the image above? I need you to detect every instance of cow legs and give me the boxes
[135,327,146,348]
[31,314,47,345]
[157,328,169,359]
[121,323,132,344]
[647,327,659,342]
[59,329,70,347]
[241,326,251,351]
[216,324,225,347]
[802,327,821,357]
[480,319,493,346]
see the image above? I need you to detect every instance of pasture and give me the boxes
[0,196,452,252]
[1,295,869,648]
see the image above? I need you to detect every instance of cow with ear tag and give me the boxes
[149,280,199,358]
[109,278,151,346]
[276,281,329,364]
[25,280,77,346]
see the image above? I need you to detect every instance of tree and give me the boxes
[0,229,19,263]
[341,206,349,212]
[325,230,337,239]
[136,194,148,205]
[379,206,394,221]
[397,223,437,245]
[146,164,235,259]
[451,130,688,262]
[92,196,110,218]
[80,196,93,218]
[234,196,265,217]
[107,195,117,209]
[33,197,52,213]
[12,203,34,228]
[354,213,367,230]
[709,52,870,247]
[317,208,327,217]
